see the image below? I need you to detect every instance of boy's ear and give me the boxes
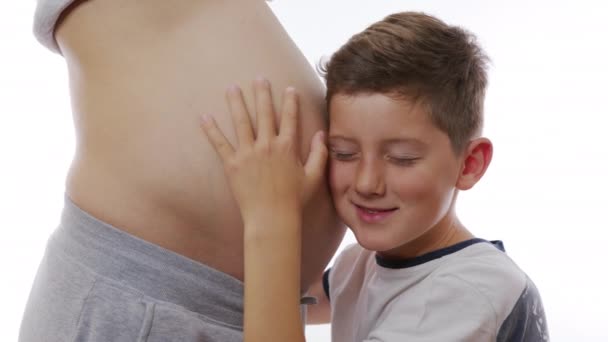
[456,137,493,191]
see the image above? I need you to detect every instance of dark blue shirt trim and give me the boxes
[375,238,505,269]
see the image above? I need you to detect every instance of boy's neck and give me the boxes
[379,213,474,260]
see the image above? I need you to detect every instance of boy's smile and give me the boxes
[354,202,399,224]
[328,93,474,259]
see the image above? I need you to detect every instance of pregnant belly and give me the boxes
[56,0,345,287]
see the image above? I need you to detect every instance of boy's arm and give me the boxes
[243,210,305,341]
[306,271,331,325]
[201,79,327,342]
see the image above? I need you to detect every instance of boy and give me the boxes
[201,11,549,342]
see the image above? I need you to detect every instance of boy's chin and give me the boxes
[351,228,400,253]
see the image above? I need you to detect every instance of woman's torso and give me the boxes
[54,0,344,288]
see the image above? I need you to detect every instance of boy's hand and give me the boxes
[200,78,327,226]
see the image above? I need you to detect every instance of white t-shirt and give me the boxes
[324,239,548,342]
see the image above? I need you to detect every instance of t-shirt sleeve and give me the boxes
[495,278,549,342]
[325,243,367,304]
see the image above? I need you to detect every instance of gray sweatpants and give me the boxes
[19,196,245,342]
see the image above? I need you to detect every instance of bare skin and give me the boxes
[54,0,345,289]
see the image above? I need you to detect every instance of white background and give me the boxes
[1,1,607,341]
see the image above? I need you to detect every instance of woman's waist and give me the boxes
[66,141,236,229]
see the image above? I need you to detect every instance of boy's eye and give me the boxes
[330,150,357,161]
[387,156,418,166]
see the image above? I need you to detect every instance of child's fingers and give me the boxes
[200,115,235,161]
[278,87,299,142]
[304,131,328,189]
[253,77,276,141]
[226,85,254,146]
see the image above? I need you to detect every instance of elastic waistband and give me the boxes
[53,195,245,327]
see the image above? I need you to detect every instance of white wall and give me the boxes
[1,1,606,340]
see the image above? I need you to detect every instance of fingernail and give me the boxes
[317,131,325,141]
[200,114,211,125]
[255,76,268,85]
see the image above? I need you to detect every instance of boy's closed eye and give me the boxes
[386,155,419,166]
[330,149,359,161]
[329,149,420,167]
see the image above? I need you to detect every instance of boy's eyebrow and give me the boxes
[383,138,427,148]
[329,135,427,147]
[327,135,357,143]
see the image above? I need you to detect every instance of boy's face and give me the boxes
[328,93,466,258]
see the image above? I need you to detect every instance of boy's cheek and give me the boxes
[328,162,354,191]
[391,169,439,200]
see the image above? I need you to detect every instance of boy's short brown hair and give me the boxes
[321,12,489,153]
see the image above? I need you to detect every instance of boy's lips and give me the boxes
[353,203,398,224]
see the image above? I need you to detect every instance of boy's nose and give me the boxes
[354,159,386,197]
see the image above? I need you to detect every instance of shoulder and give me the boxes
[439,242,527,285]
[367,243,534,340]
[326,244,373,297]
[430,242,536,327]
[330,243,373,275]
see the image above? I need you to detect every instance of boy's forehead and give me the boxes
[329,133,429,150]
[330,92,429,115]
[329,92,431,125]
[328,93,450,147]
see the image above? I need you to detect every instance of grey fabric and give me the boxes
[33,0,76,53]
[19,196,244,342]
[497,278,550,342]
